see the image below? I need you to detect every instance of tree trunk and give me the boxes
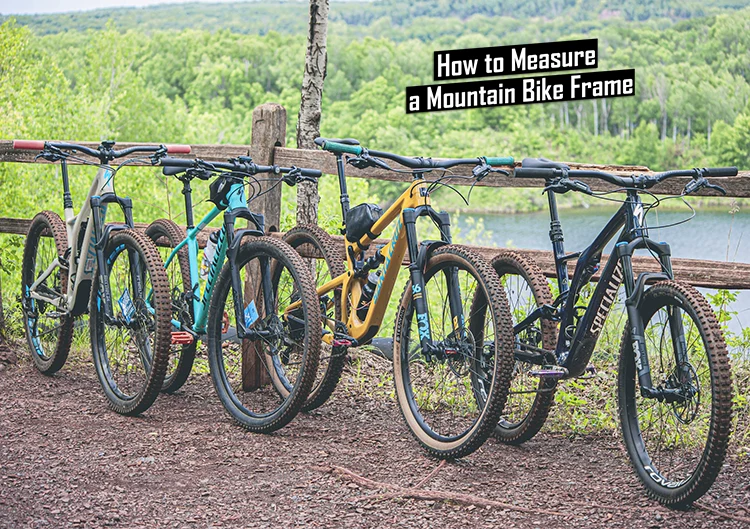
[687,115,692,145]
[296,0,330,226]
[592,100,599,136]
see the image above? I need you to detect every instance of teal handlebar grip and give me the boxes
[323,141,363,156]
[484,156,514,166]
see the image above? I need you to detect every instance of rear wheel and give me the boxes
[618,281,733,507]
[282,225,346,411]
[21,211,73,374]
[90,229,172,415]
[393,245,515,459]
[206,236,321,433]
[145,218,196,393]
[488,251,557,445]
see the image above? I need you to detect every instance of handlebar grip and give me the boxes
[322,141,363,156]
[13,140,45,150]
[299,168,323,178]
[314,137,325,147]
[704,167,738,177]
[484,156,514,166]
[514,167,559,179]
[166,144,191,154]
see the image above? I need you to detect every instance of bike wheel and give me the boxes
[21,210,74,374]
[282,225,346,411]
[145,218,196,393]
[206,236,320,433]
[89,229,172,415]
[618,280,733,507]
[488,251,557,444]
[393,245,515,459]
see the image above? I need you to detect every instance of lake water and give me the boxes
[455,205,750,335]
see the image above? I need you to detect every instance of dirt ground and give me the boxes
[1,347,749,529]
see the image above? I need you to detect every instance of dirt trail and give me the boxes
[1,352,748,528]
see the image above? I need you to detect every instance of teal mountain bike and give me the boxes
[146,155,323,432]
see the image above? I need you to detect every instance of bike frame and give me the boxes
[27,161,138,320]
[163,180,267,338]
[291,162,463,351]
[516,188,685,387]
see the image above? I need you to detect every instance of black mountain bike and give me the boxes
[484,158,735,507]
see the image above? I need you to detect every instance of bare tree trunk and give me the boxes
[592,100,599,136]
[687,115,692,145]
[296,0,330,226]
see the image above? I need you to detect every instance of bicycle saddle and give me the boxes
[522,157,570,170]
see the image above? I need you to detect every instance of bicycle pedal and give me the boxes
[171,331,195,345]
[529,366,569,379]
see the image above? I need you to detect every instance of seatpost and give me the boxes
[547,189,569,292]
[182,179,195,230]
[61,159,74,220]
[336,154,350,223]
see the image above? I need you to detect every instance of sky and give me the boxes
[1,0,267,15]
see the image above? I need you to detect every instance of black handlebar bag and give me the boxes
[209,174,244,210]
[345,203,383,243]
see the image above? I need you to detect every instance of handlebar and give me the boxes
[315,136,514,171]
[12,140,191,163]
[159,156,322,182]
[514,157,736,196]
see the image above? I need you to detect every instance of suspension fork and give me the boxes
[91,198,114,321]
[403,209,434,354]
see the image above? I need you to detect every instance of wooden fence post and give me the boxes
[242,103,286,391]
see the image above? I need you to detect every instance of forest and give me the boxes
[1,0,750,326]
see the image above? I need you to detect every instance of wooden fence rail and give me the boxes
[1,102,749,386]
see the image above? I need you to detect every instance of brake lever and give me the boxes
[347,153,391,171]
[35,145,66,163]
[150,145,168,164]
[282,167,302,186]
[684,177,727,196]
[543,178,591,195]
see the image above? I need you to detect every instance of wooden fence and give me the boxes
[1,102,749,384]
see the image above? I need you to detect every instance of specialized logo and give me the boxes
[372,218,402,304]
[633,203,645,226]
[417,312,430,340]
[589,262,624,336]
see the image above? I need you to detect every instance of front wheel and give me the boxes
[206,236,321,433]
[618,280,733,508]
[393,245,515,459]
[90,229,172,415]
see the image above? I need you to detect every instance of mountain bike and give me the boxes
[145,155,323,432]
[15,139,188,415]
[282,137,517,458]
[488,157,736,506]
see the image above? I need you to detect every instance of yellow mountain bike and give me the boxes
[283,138,516,458]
